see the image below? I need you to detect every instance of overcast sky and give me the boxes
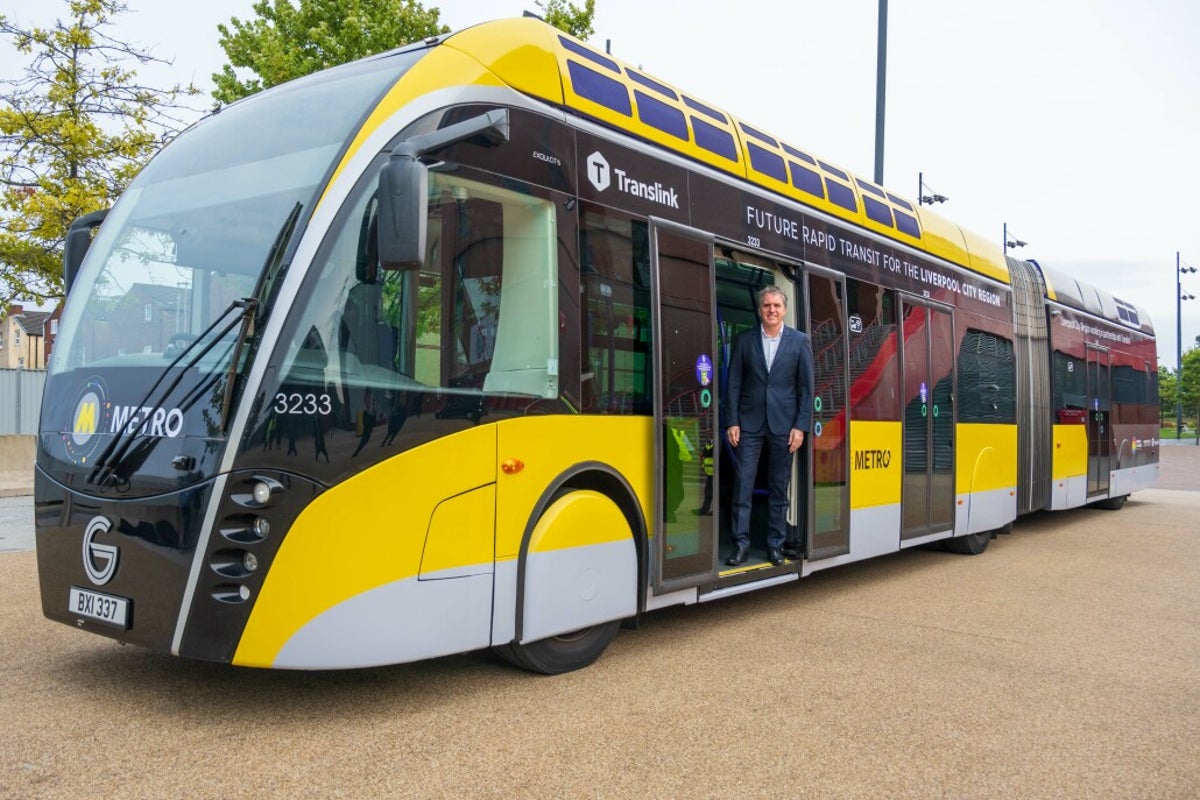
[4,0,1199,367]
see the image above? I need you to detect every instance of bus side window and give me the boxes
[580,204,651,415]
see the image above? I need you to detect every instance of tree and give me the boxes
[212,0,449,105]
[0,0,198,306]
[1179,346,1200,425]
[537,0,596,39]
[1159,364,1176,424]
[213,0,600,105]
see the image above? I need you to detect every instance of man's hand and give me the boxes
[727,425,740,448]
[788,428,805,453]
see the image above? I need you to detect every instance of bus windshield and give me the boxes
[51,53,414,377]
[38,52,419,493]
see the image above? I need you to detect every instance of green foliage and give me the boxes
[1162,348,1200,423]
[0,0,198,305]
[1159,364,1176,415]
[212,0,449,104]
[1180,346,1200,418]
[214,0,602,105]
[537,0,596,39]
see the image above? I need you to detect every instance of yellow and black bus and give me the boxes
[37,18,1159,673]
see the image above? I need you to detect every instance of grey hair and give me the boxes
[757,286,788,307]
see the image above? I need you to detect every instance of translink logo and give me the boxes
[585,150,680,210]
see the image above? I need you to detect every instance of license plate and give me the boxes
[68,587,131,629]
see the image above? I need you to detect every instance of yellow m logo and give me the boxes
[74,400,97,436]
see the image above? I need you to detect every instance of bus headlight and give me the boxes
[252,481,272,505]
[243,551,259,573]
[252,517,270,539]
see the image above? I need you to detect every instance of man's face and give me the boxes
[759,293,786,328]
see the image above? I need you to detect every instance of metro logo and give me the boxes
[71,391,101,446]
[109,404,185,438]
[853,449,892,470]
[74,400,97,435]
[64,380,109,464]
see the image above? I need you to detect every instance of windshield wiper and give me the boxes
[215,202,303,434]
[86,203,304,489]
[86,299,252,488]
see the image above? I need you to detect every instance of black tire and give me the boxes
[943,530,991,555]
[1091,494,1127,511]
[493,620,621,675]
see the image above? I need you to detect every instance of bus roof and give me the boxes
[442,18,1009,285]
[1031,259,1155,335]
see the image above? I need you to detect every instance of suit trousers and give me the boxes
[732,430,792,549]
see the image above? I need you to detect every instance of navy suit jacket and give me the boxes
[724,325,815,436]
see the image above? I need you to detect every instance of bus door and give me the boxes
[1086,345,1111,496]
[649,219,718,591]
[804,269,850,559]
[900,298,956,539]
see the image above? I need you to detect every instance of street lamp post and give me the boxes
[1003,223,1026,255]
[918,172,948,206]
[874,0,887,185]
[1176,251,1197,439]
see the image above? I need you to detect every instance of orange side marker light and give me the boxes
[501,458,525,475]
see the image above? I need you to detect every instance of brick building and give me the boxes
[0,304,55,370]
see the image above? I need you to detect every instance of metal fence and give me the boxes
[1,368,46,435]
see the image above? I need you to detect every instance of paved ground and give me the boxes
[1,451,1197,799]
[0,495,32,553]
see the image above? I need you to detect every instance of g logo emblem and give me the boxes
[82,516,118,586]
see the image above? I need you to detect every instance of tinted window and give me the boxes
[684,96,726,123]
[580,204,652,414]
[894,210,921,238]
[863,197,895,227]
[738,123,778,146]
[635,91,688,140]
[846,279,899,421]
[747,142,787,182]
[627,69,677,99]
[957,329,1016,423]
[826,179,858,212]
[692,117,738,161]
[790,163,824,199]
[567,61,632,116]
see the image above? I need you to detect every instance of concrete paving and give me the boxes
[0,495,33,553]
[1,448,1198,798]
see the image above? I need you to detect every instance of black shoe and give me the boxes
[725,544,749,566]
[768,547,785,566]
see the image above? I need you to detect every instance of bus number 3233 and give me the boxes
[273,393,333,416]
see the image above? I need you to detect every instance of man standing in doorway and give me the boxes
[724,286,814,567]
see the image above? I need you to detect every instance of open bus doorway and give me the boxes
[710,250,840,573]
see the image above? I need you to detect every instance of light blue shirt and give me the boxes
[761,328,781,371]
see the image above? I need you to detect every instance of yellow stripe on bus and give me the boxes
[849,420,902,509]
[319,45,506,208]
[234,424,497,667]
[1052,423,1088,480]
[419,484,496,576]
[495,415,654,560]
[956,423,1017,494]
[528,490,631,553]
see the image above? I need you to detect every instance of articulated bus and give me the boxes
[37,18,1159,673]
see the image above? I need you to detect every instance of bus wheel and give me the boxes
[493,620,621,675]
[943,530,991,555]
[1091,494,1128,511]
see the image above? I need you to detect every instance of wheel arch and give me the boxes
[512,461,648,644]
